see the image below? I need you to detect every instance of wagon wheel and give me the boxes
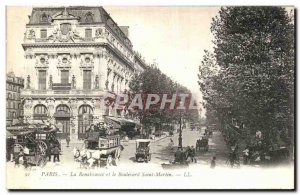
[37,155,47,168]
[37,141,48,156]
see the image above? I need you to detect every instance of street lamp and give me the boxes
[178,112,183,149]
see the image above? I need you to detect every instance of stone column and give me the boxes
[46,98,56,125]
[92,98,104,123]
[69,98,78,141]
[106,69,112,90]
[111,72,117,92]
[23,99,33,123]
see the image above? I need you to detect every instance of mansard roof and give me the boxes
[28,6,132,47]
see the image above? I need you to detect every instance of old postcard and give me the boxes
[6,6,295,190]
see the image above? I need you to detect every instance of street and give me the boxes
[6,128,294,189]
[7,127,230,169]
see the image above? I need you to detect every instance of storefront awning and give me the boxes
[104,116,140,128]
[104,116,121,129]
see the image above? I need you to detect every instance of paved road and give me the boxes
[7,128,230,169]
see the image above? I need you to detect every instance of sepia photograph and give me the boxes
[5,5,295,190]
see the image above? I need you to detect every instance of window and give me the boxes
[12,112,16,119]
[33,104,48,120]
[83,70,91,90]
[61,70,69,84]
[40,29,47,39]
[85,29,92,38]
[38,70,46,90]
[85,12,93,23]
[41,13,48,23]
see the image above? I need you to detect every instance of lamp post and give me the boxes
[178,112,183,149]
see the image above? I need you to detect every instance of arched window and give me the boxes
[55,104,70,117]
[41,13,48,23]
[78,104,93,115]
[85,12,93,23]
[33,104,48,120]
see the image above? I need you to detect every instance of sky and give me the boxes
[6,6,220,115]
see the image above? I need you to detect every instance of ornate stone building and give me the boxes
[21,7,147,140]
[6,72,24,126]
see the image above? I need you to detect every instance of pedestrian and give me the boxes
[210,156,216,169]
[174,148,182,163]
[66,135,70,147]
[14,151,21,167]
[48,143,53,161]
[190,146,197,163]
[52,145,61,163]
[186,146,192,161]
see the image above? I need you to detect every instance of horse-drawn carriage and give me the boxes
[135,139,151,163]
[243,140,291,166]
[7,124,60,167]
[196,137,209,152]
[161,148,189,169]
[73,125,123,168]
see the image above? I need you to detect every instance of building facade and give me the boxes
[21,7,147,140]
[6,72,25,126]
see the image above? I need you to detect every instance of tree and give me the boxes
[129,64,199,136]
[199,7,294,147]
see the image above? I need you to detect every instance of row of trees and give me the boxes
[129,65,200,135]
[198,7,294,147]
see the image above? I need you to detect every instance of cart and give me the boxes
[7,123,61,167]
[135,139,151,163]
[81,128,123,167]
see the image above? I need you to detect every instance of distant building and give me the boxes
[21,7,147,140]
[6,72,24,126]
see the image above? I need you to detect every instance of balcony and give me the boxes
[33,114,48,120]
[21,88,114,98]
[52,83,71,91]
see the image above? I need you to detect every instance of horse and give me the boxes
[196,138,209,152]
[73,147,114,168]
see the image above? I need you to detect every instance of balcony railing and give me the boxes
[33,114,48,120]
[52,83,71,91]
[21,88,113,97]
